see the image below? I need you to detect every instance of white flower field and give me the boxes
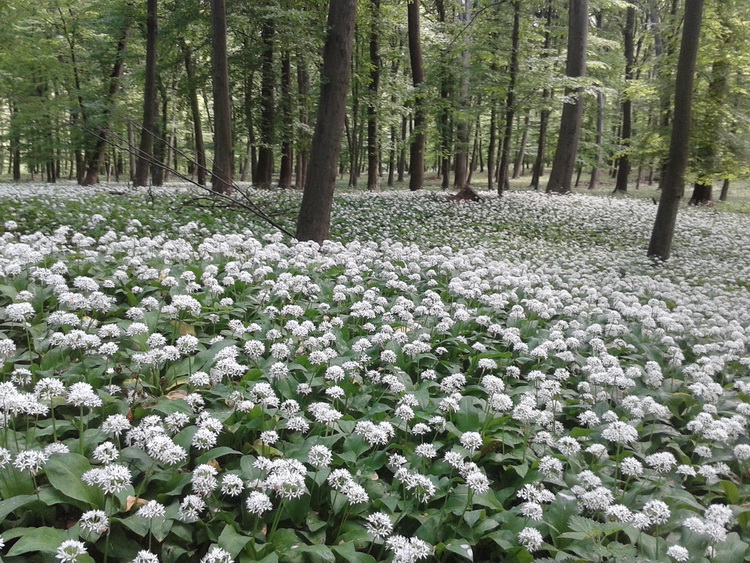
[0,183,749,562]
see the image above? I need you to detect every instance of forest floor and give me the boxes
[0,180,748,562]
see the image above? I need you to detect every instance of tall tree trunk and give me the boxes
[407,0,426,191]
[181,39,206,186]
[648,0,704,260]
[614,5,635,194]
[295,0,356,243]
[210,0,233,194]
[296,56,310,189]
[513,112,530,178]
[83,24,130,186]
[151,78,168,186]
[242,71,257,183]
[497,0,521,194]
[134,0,158,187]
[588,91,605,189]
[127,120,136,182]
[256,17,275,188]
[530,0,553,190]
[278,51,294,189]
[453,0,472,189]
[546,0,588,194]
[487,106,497,191]
[367,0,381,191]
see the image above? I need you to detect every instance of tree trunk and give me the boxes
[181,39,206,186]
[407,0,426,191]
[688,182,712,205]
[296,57,310,189]
[512,112,530,178]
[588,90,605,189]
[278,51,294,189]
[256,16,275,188]
[453,0,472,189]
[151,78,168,186]
[530,0,553,190]
[210,0,233,194]
[648,0,704,260]
[487,106,497,191]
[614,5,635,194]
[83,24,130,186]
[295,0,356,243]
[366,0,381,191]
[497,0,521,194]
[546,0,588,194]
[719,178,729,201]
[133,0,158,187]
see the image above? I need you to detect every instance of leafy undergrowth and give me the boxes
[0,183,749,563]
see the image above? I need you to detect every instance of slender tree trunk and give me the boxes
[467,113,480,184]
[181,39,206,186]
[407,0,426,191]
[614,6,635,194]
[366,0,381,191]
[512,112,530,178]
[453,0,472,189]
[487,106,497,191]
[498,0,521,194]
[210,0,233,194]
[83,24,130,185]
[127,121,136,182]
[151,78,168,186]
[256,16,275,188]
[588,91,605,189]
[134,0,158,187]
[296,57,310,189]
[719,178,729,202]
[295,0,356,243]
[530,0,553,190]
[278,51,294,189]
[648,0,704,260]
[546,0,588,194]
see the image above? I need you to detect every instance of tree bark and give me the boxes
[497,0,521,194]
[278,51,294,189]
[256,16,275,188]
[614,5,635,194]
[588,91,605,189]
[296,57,310,189]
[134,0,158,187]
[453,0,472,189]
[82,24,130,185]
[367,0,381,191]
[210,0,233,195]
[295,0,356,243]
[719,178,729,202]
[407,0,426,191]
[181,39,206,186]
[487,106,497,191]
[512,112,530,178]
[648,0,704,260]
[530,0,553,190]
[546,0,588,194]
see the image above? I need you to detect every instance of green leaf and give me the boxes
[444,542,475,561]
[331,543,376,563]
[720,480,740,504]
[5,526,68,556]
[44,453,104,508]
[0,494,37,520]
[196,446,242,465]
[218,524,252,558]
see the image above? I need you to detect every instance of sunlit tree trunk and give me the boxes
[614,5,635,194]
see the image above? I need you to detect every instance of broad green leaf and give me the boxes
[5,526,68,556]
[218,524,252,558]
[44,453,104,508]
